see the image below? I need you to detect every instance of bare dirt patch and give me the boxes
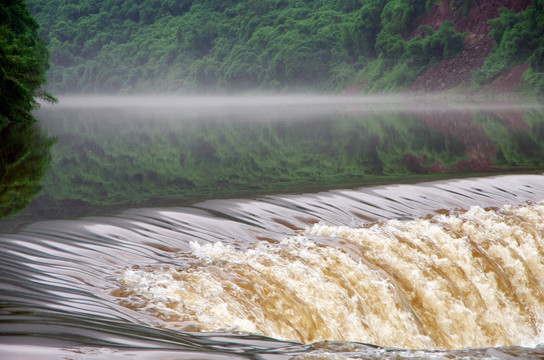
[407,0,532,93]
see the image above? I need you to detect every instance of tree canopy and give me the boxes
[25,0,544,94]
[26,0,469,93]
[0,0,56,218]
[473,0,544,95]
[0,0,55,127]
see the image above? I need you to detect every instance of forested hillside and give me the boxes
[26,0,544,94]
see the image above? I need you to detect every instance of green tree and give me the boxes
[0,0,55,128]
[474,2,544,90]
[0,0,56,218]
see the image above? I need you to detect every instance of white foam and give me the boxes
[117,203,544,349]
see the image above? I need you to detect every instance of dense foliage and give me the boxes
[0,0,56,218]
[1,0,54,126]
[26,0,471,93]
[473,0,544,94]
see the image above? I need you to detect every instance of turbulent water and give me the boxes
[3,174,544,359]
[119,204,544,349]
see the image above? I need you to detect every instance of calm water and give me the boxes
[2,96,544,359]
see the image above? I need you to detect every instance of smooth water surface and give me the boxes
[2,96,544,359]
[5,95,544,224]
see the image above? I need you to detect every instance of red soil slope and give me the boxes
[401,1,535,173]
[407,0,532,92]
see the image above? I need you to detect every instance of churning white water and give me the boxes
[117,202,544,350]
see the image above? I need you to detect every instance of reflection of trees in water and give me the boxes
[22,107,544,221]
[474,111,544,168]
[0,122,55,219]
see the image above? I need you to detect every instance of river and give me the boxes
[1,95,544,359]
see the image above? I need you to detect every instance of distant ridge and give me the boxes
[27,0,544,95]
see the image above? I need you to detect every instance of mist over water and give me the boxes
[45,94,544,117]
[24,94,544,225]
